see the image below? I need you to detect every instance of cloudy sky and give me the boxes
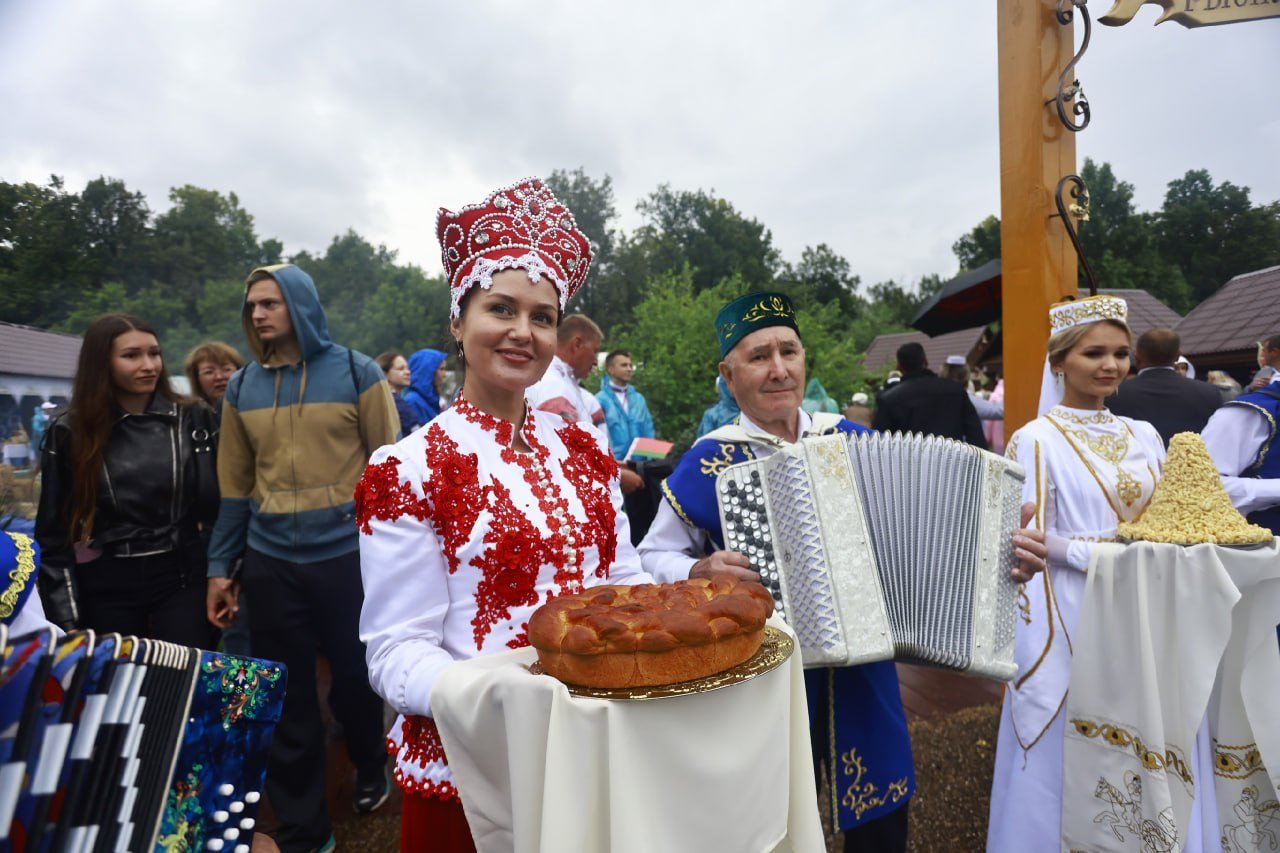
[2,1,1277,290]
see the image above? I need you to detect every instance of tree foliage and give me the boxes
[1,162,1275,445]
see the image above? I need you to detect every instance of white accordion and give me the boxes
[715,431,1025,680]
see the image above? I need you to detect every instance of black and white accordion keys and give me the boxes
[716,431,1025,680]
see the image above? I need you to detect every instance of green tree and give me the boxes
[631,185,780,295]
[611,271,739,449]
[545,168,619,326]
[151,185,263,317]
[776,243,864,315]
[1155,169,1280,305]
[78,176,152,292]
[348,267,453,358]
[0,176,92,326]
[952,215,1001,272]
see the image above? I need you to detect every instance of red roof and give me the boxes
[864,326,988,373]
[0,322,82,380]
[1175,266,1280,357]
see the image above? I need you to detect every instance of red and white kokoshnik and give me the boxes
[355,398,648,801]
[437,177,593,319]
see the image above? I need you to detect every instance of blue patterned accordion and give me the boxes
[0,627,286,853]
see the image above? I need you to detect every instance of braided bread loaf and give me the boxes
[528,576,774,688]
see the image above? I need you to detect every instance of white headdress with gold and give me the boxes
[1038,294,1130,415]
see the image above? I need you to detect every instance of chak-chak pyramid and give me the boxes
[1118,432,1272,546]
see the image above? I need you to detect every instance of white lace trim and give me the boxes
[450,251,568,318]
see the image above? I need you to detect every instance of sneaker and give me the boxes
[311,835,336,853]
[353,766,391,814]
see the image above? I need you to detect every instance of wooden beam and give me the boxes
[998,0,1080,433]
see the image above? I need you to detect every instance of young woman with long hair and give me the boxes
[35,313,220,647]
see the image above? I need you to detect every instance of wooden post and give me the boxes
[998,0,1079,433]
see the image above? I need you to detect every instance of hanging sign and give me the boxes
[1100,0,1280,27]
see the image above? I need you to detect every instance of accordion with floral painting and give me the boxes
[0,629,286,853]
[715,431,1025,680]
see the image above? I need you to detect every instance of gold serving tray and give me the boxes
[528,625,794,701]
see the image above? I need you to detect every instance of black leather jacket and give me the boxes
[35,395,219,629]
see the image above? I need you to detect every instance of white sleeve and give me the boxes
[969,393,1004,420]
[358,448,456,719]
[637,499,706,584]
[1202,406,1280,515]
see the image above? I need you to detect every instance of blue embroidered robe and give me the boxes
[660,417,915,830]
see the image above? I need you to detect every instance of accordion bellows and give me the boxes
[716,431,1025,680]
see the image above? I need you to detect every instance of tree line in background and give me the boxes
[2,162,1278,446]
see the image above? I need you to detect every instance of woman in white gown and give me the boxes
[987,295,1176,850]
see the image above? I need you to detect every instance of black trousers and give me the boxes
[242,548,387,852]
[75,550,217,649]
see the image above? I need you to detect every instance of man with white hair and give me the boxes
[638,291,1047,852]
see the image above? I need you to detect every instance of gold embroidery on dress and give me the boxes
[839,747,909,820]
[699,443,737,478]
[1070,718,1194,790]
[1092,770,1179,851]
[1004,433,1020,462]
[1045,412,1155,518]
[1016,582,1032,625]
[0,532,37,620]
[1214,740,1264,780]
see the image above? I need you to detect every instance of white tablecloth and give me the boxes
[1062,540,1280,852]
[431,617,824,853]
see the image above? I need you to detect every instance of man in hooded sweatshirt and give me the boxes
[206,264,398,853]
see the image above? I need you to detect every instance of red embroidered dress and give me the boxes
[356,397,652,800]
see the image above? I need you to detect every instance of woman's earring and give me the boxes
[1054,372,1065,393]
[456,340,465,362]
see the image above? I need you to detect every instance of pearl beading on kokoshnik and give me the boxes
[436,177,593,319]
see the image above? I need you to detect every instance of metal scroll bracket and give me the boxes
[1047,0,1093,132]
[1054,174,1098,296]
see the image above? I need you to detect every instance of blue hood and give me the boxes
[243,264,332,365]
[404,348,447,423]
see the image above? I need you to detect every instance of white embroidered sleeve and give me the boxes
[358,448,456,719]
[1203,406,1280,514]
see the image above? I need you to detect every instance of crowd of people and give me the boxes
[2,176,1277,853]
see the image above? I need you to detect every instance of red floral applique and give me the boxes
[469,479,562,649]
[423,424,488,574]
[355,455,432,535]
[557,424,619,579]
[506,622,531,649]
[398,715,449,768]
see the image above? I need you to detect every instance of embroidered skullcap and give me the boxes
[714,292,800,358]
[437,178,593,319]
[1048,294,1128,336]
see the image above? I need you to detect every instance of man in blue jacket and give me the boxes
[596,350,656,461]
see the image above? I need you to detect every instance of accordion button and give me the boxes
[225,828,240,841]
[229,801,245,813]
[218,783,235,796]
[240,818,256,830]
[214,810,230,823]
[207,841,224,851]
[245,791,261,803]
[235,847,250,853]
